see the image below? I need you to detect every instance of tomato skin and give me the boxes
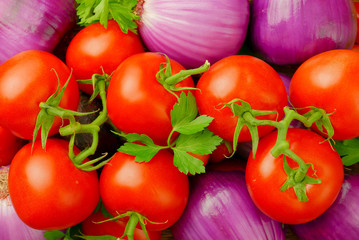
[195,55,287,142]
[8,138,100,230]
[245,128,344,224]
[99,150,189,231]
[0,125,26,166]
[66,20,144,95]
[106,52,195,145]
[355,2,359,43]
[0,50,79,140]
[289,49,359,140]
[81,211,162,240]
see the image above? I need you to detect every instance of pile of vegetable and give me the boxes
[1,0,359,239]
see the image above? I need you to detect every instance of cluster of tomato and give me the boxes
[1,3,359,240]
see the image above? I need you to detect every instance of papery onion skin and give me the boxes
[0,166,47,240]
[291,174,359,240]
[138,0,250,69]
[0,0,76,64]
[250,0,357,65]
[171,171,286,240]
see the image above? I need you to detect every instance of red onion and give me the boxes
[250,0,357,65]
[171,170,286,240]
[136,0,250,69]
[291,174,359,239]
[0,166,47,240]
[0,0,76,64]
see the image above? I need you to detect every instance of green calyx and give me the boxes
[33,71,111,171]
[156,54,210,99]
[221,100,335,203]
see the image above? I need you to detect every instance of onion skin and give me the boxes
[138,0,250,69]
[250,0,357,65]
[291,174,359,240]
[171,171,286,240]
[0,0,76,64]
[0,166,47,240]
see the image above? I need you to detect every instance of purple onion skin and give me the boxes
[291,174,359,240]
[138,0,250,69]
[0,0,76,64]
[250,0,357,65]
[171,171,286,240]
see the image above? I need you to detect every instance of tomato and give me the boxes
[245,128,344,224]
[99,150,189,231]
[106,52,195,145]
[66,20,144,95]
[289,49,359,140]
[195,55,287,143]
[8,138,99,230]
[81,210,162,240]
[0,50,79,140]
[0,125,26,166]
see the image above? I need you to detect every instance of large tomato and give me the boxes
[195,55,287,143]
[245,128,344,224]
[99,150,189,231]
[8,138,99,230]
[81,210,162,240]
[0,50,79,140]
[0,125,26,166]
[289,49,359,140]
[66,20,144,95]
[106,52,195,145]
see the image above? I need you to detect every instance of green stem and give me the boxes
[122,213,140,240]
[164,60,210,85]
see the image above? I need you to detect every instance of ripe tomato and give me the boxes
[355,1,359,43]
[106,52,195,145]
[289,49,359,140]
[99,150,189,231]
[0,50,79,140]
[245,128,344,224]
[0,125,26,166]
[195,55,287,143]
[81,210,162,240]
[8,138,100,230]
[66,20,144,95]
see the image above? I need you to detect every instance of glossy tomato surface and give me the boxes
[0,125,26,166]
[289,49,359,140]
[99,150,189,231]
[81,210,162,240]
[0,50,79,140]
[106,52,195,145]
[195,55,287,142]
[66,20,144,95]
[245,128,344,224]
[8,138,100,230]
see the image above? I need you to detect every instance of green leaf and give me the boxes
[76,0,139,33]
[77,235,118,240]
[174,129,223,155]
[173,149,205,175]
[44,230,66,240]
[118,142,162,163]
[334,138,359,166]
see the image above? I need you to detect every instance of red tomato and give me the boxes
[66,20,144,95]
[0,125,26,166]
[208,141,232,163]
[195,55,287,143]
[106,52,195,145]
[0,50,79,140]
[245,128,344,224]
[81,210,162,240]
[99,150,189,231]
[8,138,99,230]
[289,49,359,140]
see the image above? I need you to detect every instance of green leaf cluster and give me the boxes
[117,92,222,175]
[76,0,139,33]
[334,138,359,166]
